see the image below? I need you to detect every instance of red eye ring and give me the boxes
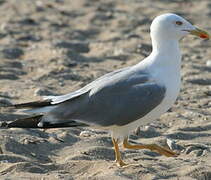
[176,21,183,25]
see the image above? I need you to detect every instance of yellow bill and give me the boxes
[189,28,209,39]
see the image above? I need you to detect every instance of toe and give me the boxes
[116,160,128,167]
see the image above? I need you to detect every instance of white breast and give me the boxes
[110,54,181,139]
[149,66,181,119]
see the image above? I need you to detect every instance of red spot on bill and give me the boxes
[200,34,209,39]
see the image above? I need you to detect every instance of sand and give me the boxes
[0,0,211,179]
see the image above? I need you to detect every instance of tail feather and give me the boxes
[1,99,56,114]
[0,115,88,129]
[1,98,89,129]
[12,99,52,109]
[1,115,43,128]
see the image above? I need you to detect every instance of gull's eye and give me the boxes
[175,21,183,26]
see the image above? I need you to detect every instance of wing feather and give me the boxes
[46,69,166,127]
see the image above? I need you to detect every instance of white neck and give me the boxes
[147,38,181,69]
[152,36,180,52]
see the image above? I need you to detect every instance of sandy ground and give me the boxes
[0,0,211,179]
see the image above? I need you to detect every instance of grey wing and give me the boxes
[17,67,132,114]
[43,67,130,105]
[48,72,166,127]
[7,66,166,129]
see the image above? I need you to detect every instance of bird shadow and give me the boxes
[166,123,211,140]
[166,131,211,140]
[179,124,211,132]
[192,65,211,72]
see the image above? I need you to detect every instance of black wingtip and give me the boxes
[0,122,9,128]
[0,115,43,129]
[0,115,88,129]
[1,99,53,109]
[7,115,43,128]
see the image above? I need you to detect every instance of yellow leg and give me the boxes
[112,138,127,167]
[123,138,177,157]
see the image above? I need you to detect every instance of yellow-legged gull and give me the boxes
[2,13,209,167]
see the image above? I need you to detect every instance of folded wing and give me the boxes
[3,66,166,128]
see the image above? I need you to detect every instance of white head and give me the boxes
[150,13,209,41]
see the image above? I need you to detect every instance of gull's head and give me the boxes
[150,13,209,41]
